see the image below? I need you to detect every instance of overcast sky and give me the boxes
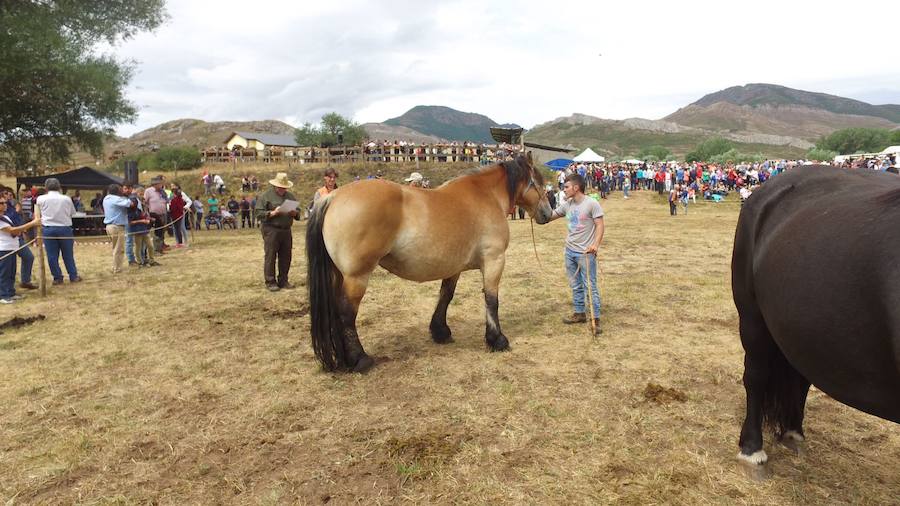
[113,0,900,137]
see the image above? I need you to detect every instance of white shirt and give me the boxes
[36,191,76,227]
[0,218,19,250]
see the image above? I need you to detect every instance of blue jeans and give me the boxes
[42,226,78,281]
[0,251,16,298]
[125,224,135,263]
[17,236,33,284]
[565,248,601,317]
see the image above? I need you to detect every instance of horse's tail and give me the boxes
[306,198,348,371]
[760,344,808,437]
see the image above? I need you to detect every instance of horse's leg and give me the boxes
[430,273,460,344]
[481,254,509,352]
[737,311,776,477]
[336,273,375,373]
[777,372,811,455]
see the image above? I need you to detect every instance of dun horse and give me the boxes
[306,154,553,372]
[732,165,900,474]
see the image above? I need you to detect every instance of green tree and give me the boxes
[685,137,734,162]
[0,1,167,173]
[806,148,839,162]
[320,112,367,146]
[294,122,320,147]
[156,146,202,170]
[815,128,891,154]
[637,145,671,161]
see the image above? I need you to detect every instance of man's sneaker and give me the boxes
[128,261,138,267]
[19,282,38,290]
[266,284,280,292]
[52,279,64,286]
[562,312,587,324]
[10,294,25,300]
[0,298,13,304]
[591,319,602,336]
[147,260,160,267]
[70,276,83,283]
[278,282,295,290]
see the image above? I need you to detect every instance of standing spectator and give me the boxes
[72,190,84,212]
[250,175,259,191]
[90,192,103,213]
[193,198,204,230]
[144,177,169,253]
[177,187,193,246]
[241,176,250,192]
[169,188,186,247]
[124,184,139,266]
[214,174,226,195]
[128,187,158,266]
[35,178,81,284]
[255,172,300,291]
[202,171,212,195]
[0,198,39,304]
[546,173,604,335]
[102,183,135,274]
[239,195,252,228]
[314,168,338,204]
[4,189,36,289]
[669,184,680,216]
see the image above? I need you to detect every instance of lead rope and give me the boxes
[530,217,543,270]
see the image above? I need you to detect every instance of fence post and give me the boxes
[34,206,47,297]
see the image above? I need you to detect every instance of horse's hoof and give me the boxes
[352,354,375,374]
[779,430,806,456]
[430,326,454,344]
[737,450,769,481]
[487,334,510,352]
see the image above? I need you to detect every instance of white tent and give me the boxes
[573,148,605,163]
[621,159,643,164]
[881,145,900,155]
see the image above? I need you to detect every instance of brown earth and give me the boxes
[0,188,897,504]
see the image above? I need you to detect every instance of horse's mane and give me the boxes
[441,155,541,208]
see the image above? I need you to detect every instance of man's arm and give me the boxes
[585,217,605,255]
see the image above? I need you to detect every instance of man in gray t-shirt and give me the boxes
[548,173,605,334]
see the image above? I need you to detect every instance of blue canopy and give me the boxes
[544,158,573,171]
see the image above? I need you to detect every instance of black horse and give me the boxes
[732,165,900,472]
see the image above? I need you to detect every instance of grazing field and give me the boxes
[1,190,897,504]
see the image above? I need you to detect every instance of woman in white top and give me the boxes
[0,197,39,303]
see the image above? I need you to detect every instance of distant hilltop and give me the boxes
[85,84,898,163]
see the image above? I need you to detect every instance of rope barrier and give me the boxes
[0,238,37,262]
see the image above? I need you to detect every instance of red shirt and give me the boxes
[169,195,185,219]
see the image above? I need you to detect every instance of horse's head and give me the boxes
[510,152,553,224]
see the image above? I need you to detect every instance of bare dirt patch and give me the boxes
[0,191,897,504]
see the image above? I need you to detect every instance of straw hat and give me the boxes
[269,172,294,188]
[405,172,423,183]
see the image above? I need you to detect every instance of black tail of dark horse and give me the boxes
[306,199,348,371]
[759,346,809,436]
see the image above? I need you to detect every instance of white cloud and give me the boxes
[113,0,900,136]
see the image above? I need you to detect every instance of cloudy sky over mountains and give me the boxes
[113,0,900,136]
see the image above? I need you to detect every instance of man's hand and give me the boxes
[270,206,281,217]
[288,210,299,218]
[585,244,598,255]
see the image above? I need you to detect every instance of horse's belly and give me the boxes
[379,250,475,282]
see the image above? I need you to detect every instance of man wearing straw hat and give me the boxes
[547,172,605,335]
[255,172,300,292]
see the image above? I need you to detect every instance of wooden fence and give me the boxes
[202,144,513,165]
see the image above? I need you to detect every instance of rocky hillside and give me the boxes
[524,114,809,160]
[665,83,900,140]
[360,122,445,143]
[384,105,518,143]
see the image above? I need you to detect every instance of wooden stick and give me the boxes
[34,206,46,297]
[583,254,597,336]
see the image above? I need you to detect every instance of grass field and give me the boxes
[0,189,897,504]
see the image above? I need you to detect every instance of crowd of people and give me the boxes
[546,154,900,217]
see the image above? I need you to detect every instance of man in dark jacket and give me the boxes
[254,172,301,291]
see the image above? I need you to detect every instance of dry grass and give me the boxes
[0,190,897,504]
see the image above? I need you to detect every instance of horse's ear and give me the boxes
[526,151,533,166]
